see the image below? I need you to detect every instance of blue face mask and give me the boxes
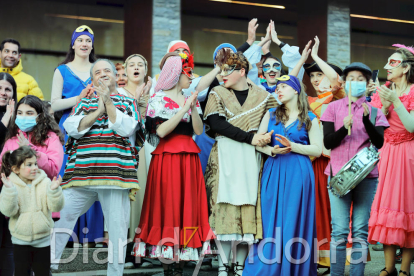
[345,81,367,97]
[15,116,38,132]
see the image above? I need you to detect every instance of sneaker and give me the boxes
[124,262,134,269]
[372,244,384,251]
[141,261,154,268]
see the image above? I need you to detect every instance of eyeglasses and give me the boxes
[75,25,94,35]
[220,64,240,77]
[182,67,195,79]
[263,62,282,73]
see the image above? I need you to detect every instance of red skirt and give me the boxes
[134,134,213,249]
[313,156,332,267]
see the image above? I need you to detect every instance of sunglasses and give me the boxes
[263,62,282,73]
[220,64,240,77]
[75,25,94,35]
[182,67,195,79]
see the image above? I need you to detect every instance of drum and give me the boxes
[328,144,379,197]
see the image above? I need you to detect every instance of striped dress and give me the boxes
[62,95,141,190]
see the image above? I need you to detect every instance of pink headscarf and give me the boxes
[154,56,182,93]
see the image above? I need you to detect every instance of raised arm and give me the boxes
[156,93,198,138]
[290,41,312,77]
[311,36,340,87]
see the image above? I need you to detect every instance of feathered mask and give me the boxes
[179,53,195,79]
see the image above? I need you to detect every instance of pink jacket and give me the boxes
[0,131,64,179]
[0,131,64,219]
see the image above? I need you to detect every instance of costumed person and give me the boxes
[320,62,389,276]
[244,75,322,276]
[291,36,345,272]
[145,41,221,174]
[50,25,104,248]
[115,62,127,88]
[247,20,305,90]
[368,44,414,276]
[204,51,278,276]
[0,72,17,276]
[132,52,212,276]
[0,146,64,276]
[51,59,142,276]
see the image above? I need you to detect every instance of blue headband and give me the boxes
[276,75,301,94]
[213,43,237,66]
[71,30,94,47]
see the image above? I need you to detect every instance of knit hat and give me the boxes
[71,25,94,46]
[167,40,190,53]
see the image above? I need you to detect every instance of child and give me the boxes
[0,146,64,276]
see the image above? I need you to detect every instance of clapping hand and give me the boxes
[253,130,274,147]
[270,20,281,45]
[1,173,13,188]
[377,83,397,107]
[311,36,320,59]
[300,40,312,63]
[271,145,292,155]
[50,176,62,190]
[17,132,30,147]
[184,91,198,112]
[76,83,94,102]
[1,99,15,127]
[94,80,111,104]
[247,18,259,45]
[135,77,152,101]
[275,134,291,147]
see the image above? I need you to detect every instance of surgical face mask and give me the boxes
[345,81,367,97]
[15,115,38,132]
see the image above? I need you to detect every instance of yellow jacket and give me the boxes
[0,59,44,101]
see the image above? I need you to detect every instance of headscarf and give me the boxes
[71,25,94,46]
[213,43,237,65]
[167,40,190,53]
[276,75,301,94]
[154,56,182,93]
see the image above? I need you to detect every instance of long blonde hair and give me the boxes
[272,82,312,131]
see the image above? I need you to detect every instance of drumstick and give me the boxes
[348,82,352,136]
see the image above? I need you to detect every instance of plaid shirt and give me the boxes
[320,96,389,177]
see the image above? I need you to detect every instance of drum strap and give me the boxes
[330,106,378,178]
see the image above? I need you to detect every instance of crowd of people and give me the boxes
[0,18,413,276]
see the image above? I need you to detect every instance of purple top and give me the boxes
[320,96,389,178]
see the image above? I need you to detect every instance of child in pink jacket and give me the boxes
[0,95,64,219]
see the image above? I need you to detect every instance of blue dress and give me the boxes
[243,108,317,276]
[194,125,215,174]
[57,65,104,243]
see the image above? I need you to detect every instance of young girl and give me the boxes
[1,95,64,222]
[0,146,64,276]
[320,62,389,276]
[1,95,64,181]
[243,75,322,276]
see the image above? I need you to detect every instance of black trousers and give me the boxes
[13,245,50,276]
[0,213,14,276]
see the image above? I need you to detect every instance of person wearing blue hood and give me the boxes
[245,20,305,100]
